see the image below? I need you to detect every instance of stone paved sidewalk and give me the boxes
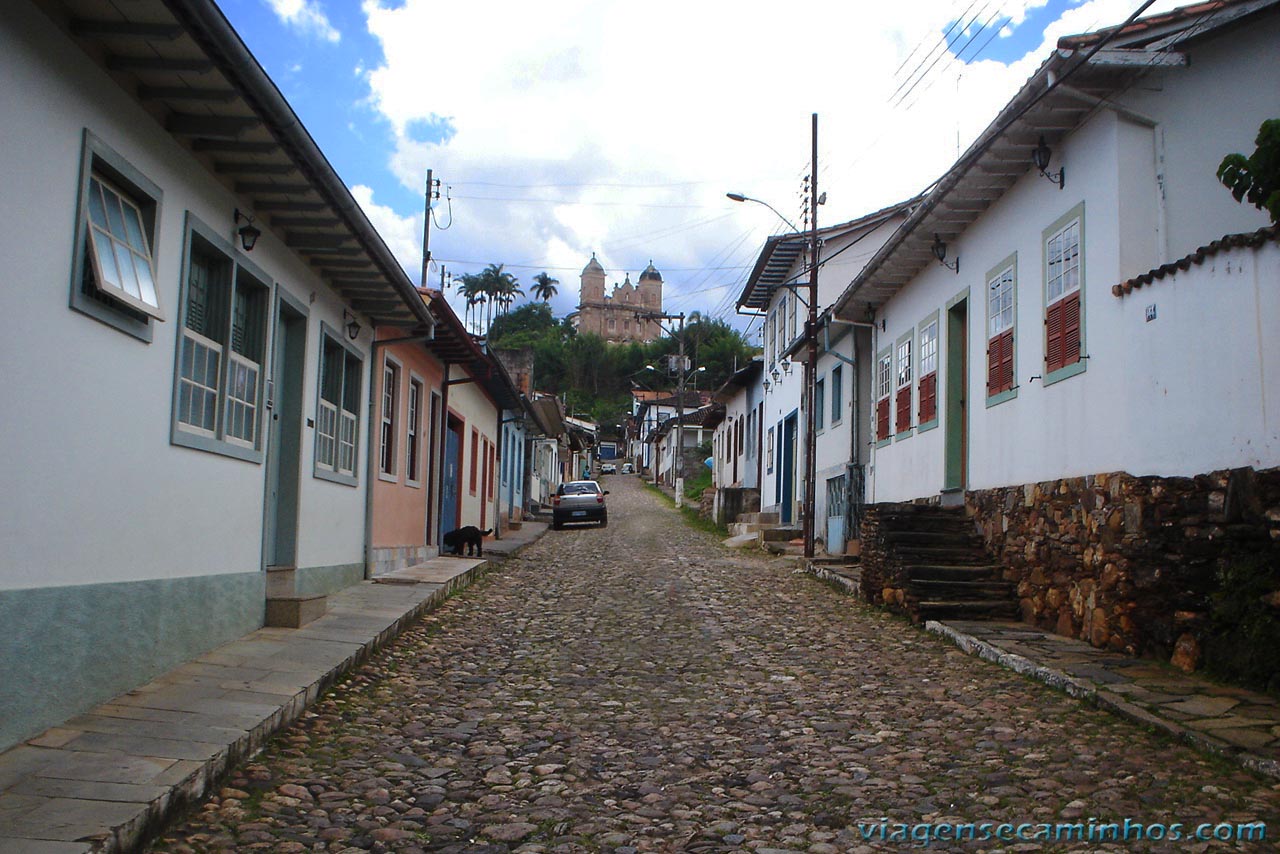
[929,620,1280,781]
[0,536,552,854]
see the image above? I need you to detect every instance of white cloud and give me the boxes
[355,0,1185,326]
[264,0,340,43]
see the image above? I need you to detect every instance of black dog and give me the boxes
[442,526,492,557]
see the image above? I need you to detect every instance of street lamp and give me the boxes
[726,193,801,233]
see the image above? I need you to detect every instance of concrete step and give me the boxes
[761,526,803,543]
[728,522,762,537]
[265,594,327,628]
[764,541,805,556]
[265,564,297,598]
[507,520,524,531]
[738,511,781,525]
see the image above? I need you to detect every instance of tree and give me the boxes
[531,271,559,302]
[455,263,521,334]
[1217,119,1280,224]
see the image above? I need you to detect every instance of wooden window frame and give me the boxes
[470,427,480,495]
[917,313,940,431]
[894,332,913,439]
[875,349,892,446]
[815,376,826,432]
[313,325,363,486]
[405,375,424,487]
[830,365,843,426]
[71,130,164,342]
[1043,203,1087,386]
[379,357,401,481]
[985,253,1018,407]
[171,213,271,464]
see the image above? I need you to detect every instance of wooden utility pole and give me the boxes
[803,113,819,559]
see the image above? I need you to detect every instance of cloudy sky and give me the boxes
[218,0,1182,340]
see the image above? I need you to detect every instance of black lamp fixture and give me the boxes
[932,234,959,274]
[1032,135,1065,189]
[233,208,261,252]
[343,309,361,341]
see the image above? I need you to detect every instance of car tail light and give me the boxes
[596,495,604,504]
[552,495,560,506]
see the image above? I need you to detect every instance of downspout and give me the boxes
[362,331,434,579]
[435,362,452,553]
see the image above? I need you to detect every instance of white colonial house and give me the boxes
[736,200,918,538]
[835,0,1280,505]
[833,0,1280,661]
[0,0,441,751]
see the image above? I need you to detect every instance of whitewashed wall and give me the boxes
[448,376,500,529]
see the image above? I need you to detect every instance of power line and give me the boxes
[449,195,720,209]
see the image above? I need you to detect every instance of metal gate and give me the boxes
[826,475,847,554]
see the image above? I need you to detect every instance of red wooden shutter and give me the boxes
[1045,300,1064,372]
[1061,291,1081,368]
[918,373,937,423]
[999,330,1014,392]
[987,337,999,395]
[895,386,911,433]
[876,398,890,441]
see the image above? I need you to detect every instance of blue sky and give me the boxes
[215,0,1169,338]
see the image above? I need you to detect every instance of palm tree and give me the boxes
[476,263,519,333]
[531,271,559,302]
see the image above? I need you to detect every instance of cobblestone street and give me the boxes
[150,476,1280,853]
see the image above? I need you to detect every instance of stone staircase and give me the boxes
[727,511,804,555]
[265,565,327,628]
[866,504,1017,623]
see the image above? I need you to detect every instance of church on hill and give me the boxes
[574,255,664,344]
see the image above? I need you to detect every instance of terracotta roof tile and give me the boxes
[1112,225,1279,297]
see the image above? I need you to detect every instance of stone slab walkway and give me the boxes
[929,620,1280,781]
[0,553,508,854]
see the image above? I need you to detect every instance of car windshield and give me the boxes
[559,482,600,495]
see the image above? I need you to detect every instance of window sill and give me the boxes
[172,428,263,464]
[918,419,939,434]
[378,471,399,484]
[874,437,892,449]
[1044,359,1087,387]
[895,428,914,441]
[986,388,1018,408]
[315,467,358,487]
[405,479,423,490]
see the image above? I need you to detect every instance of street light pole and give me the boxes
[803,113,819,559]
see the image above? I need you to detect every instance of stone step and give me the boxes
[807,556,852,567]
[909,579,1014,598]
[507,520,523,531]
[906,564,1004,582]
[265,564,297,598]
[728,522,762,537]
[265,594,327,628]
[764,541,804,556]
[914,599,1020,621]
[881,529,982,546]
[761,526,804,543]
[738,511,781,525]
[892,545,993,564]
[876,511,972,531]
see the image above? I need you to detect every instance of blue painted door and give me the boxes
[441,423,461,538]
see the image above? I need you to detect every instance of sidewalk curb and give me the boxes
[925,620,1280,782]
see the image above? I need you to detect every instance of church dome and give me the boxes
[582,253,604,275]
[639,261,662,282]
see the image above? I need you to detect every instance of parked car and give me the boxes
[601,462,617,475]
[621,462,634,474]
[552,480,608,529]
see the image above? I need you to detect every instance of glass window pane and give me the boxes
[88,179,108,228]
[121,203,147,254]
[132,252,159,306]
[103,187,128,240]
[113,242,141,298]
[92,231,121,287]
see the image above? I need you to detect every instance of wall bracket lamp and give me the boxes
[932,234,959,274]
[233,208,261,252]
[1032,135,1065,190]
[343,309,361,341]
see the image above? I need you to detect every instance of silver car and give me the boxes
[552,480,608,529]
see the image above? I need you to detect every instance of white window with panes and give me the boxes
[1045,217,1082,374]
[174,222,268,459]
[406,378,423,486]
[895,338,913,434]
[317,334,362,482]
[987,265,1015,396]
[918,320,939,424]
[875,352,892,441]
[85,174,163,320]
[380,360,399,478]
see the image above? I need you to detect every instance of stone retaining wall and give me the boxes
[964,466,1280,668]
